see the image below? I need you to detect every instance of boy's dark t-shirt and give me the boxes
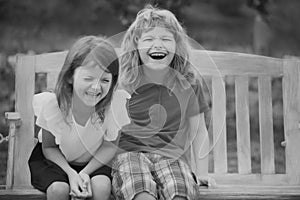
[118,80,209,162]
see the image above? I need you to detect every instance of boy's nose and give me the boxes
[153,38,163,48]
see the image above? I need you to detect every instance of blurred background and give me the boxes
[1,0,300,186]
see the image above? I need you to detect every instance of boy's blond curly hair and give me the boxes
[120,4,197,93]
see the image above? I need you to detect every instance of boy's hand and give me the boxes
[197,176,217,188]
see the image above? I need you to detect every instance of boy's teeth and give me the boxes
[149,52,167,60]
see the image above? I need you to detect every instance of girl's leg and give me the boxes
[46,181,70,200]
[90,175,111,200]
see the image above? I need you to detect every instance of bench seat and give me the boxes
[1,186,300,200]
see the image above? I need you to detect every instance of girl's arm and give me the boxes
[42,129,76,176]
[42,129,88,197]
[189,113,209,177]
[79,136,119,175]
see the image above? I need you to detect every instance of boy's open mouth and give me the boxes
[148,52,167,60]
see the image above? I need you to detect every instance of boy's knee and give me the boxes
[47,181,69,197]
[113,177,157,200]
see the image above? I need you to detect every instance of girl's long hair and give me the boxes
[54,36,119,123]
[120,4,196,93]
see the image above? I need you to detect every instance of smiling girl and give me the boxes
[28,36,121,200]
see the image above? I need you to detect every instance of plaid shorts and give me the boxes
[111,152,198,200]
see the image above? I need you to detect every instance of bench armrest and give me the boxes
[5,112,21,121]
[5,112,22,129]
[4,112,21,189]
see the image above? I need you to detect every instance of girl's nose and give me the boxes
[91,81,101,92]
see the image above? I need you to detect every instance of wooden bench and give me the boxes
[1,50,300,199]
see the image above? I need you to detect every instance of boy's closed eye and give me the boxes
[162,37,173,42]
[142,37,153,42]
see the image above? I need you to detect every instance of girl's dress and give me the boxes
[28,91,129,192]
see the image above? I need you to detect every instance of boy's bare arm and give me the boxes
[189,113,209,177]
[189,114,216,187]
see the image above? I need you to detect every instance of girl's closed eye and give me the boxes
[101,77,111,84]
[83,76,94,81]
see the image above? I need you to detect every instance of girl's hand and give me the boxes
[70,196,86,200]
[79,172,92,198]
[197,176,217,188]
[68,170,89,199]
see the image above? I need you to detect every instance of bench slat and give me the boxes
[46,71,59,91]
[210,173,290,186]
[12,55,36,188]
[2,186,300,200]
[35,51,67,73]
[199,185,300,200]
[235,76,251,174]
[283,59,300,184]
[258,76,275,174]
[191,50,283,76]
[0,189,45,200]
[212,76,227,173]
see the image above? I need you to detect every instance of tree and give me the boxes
[106,0,193,26]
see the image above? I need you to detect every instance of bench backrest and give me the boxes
[7,50,300,189]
